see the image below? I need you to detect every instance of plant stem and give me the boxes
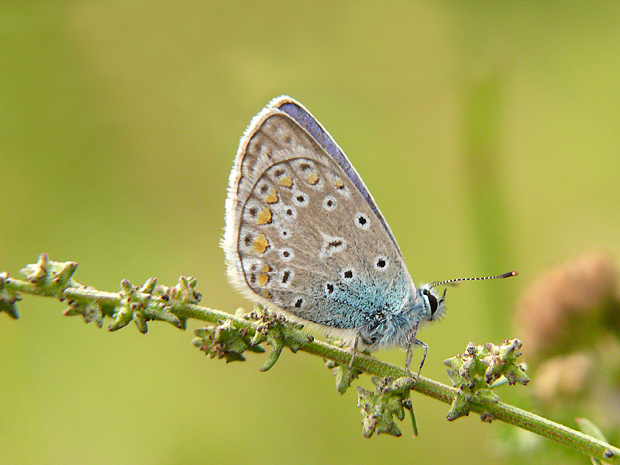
[2,269,619,463]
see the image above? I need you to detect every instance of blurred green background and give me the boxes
[2,1,620,464]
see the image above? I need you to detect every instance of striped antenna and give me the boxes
[429,271,517,289]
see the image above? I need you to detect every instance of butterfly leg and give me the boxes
[412,338,428,381]
[405,322,428,381]
[346,335,360,386]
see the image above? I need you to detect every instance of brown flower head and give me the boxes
[514,252,620,361]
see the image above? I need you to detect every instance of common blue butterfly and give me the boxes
[223,96,515,372]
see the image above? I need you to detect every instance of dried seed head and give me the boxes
[514,252,620,360]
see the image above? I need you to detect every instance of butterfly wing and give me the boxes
[223,96,417,340]
[273,97,403,255]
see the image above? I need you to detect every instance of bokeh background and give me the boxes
[2,1,620,464]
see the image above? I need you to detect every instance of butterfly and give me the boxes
[222,96,515,374]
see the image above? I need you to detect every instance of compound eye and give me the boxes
[423,289,438,315]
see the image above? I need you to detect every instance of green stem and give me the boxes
[302,339,619,461]
[2,271,619,463]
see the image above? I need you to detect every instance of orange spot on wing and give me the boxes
[264,188,279,204]
[307,172,319,185]
[252,234,269,254]
[257,273,270,286]
[256,208,272,225]
[277,176,293,188]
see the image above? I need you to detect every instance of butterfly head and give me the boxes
[417,286,446,323]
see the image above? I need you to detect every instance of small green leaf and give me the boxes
[0,272,20,319]
[446,390,471,421]
[250,309,313,371]
[139,277,157,294]
[108,303,134,331]
[325,358,362,394]
[193,318,265,363]
[575,418,608,442]
[20,254,79,294]
[357,376,417,438]
[444,339,528,421]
